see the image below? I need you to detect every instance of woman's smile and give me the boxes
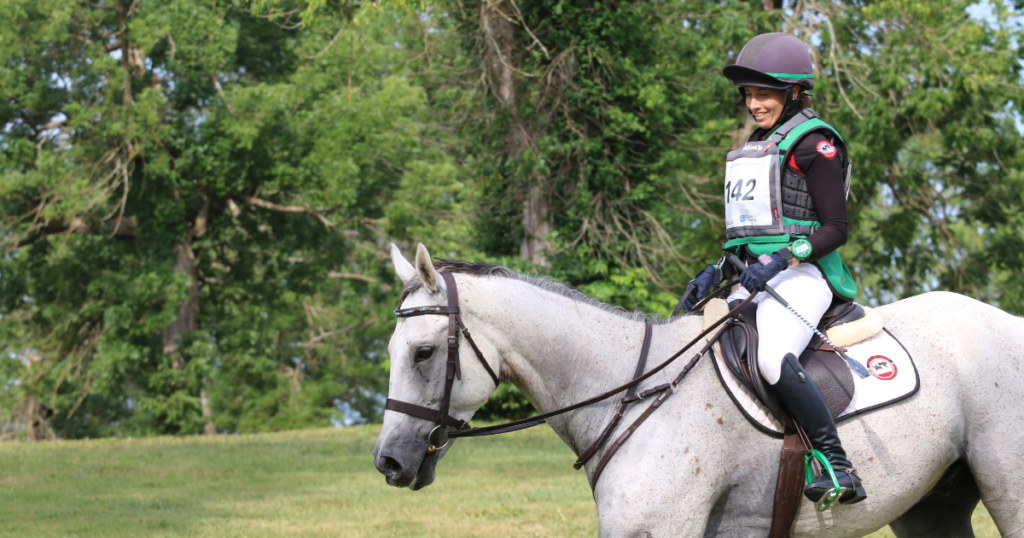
[742,86,795,129]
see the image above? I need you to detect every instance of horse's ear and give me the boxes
[391,243,416,284]
[414,243,438,293]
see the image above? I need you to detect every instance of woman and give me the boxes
[682,32,866,506]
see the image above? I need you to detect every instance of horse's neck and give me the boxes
[463,277,701,454]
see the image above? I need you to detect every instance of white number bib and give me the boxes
[724,142,784,239]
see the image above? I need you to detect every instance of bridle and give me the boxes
[384,270,756,480]
[385,272,500,453]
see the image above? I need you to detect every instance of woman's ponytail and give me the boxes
[797,92,813,111]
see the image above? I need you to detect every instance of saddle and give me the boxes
[715,298,882,422]
[703,297,884,538]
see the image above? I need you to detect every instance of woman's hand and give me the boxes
[682,264,718,313]
[740,251,790,292]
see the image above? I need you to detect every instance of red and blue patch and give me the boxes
[758,253,774,266]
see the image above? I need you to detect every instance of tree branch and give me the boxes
[15,216,137,248]
[239,196,334,230]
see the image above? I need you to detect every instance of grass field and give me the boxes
[0,425,1000,537]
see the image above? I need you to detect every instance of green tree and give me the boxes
[792,0,1024,311]
[0,0,465,437]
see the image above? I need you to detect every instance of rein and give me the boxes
[386,271,756,460]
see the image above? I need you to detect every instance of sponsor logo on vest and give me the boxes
[772,208,779,221]
[816,140,838,160]
[739,215,746,222]
[742,144,764,152]
[867,355,897,380]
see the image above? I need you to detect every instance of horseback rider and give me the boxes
[682,32,867,506]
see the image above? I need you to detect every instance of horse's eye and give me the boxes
[414,346,434,363]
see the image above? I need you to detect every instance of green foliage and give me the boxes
[0,0,467,436]
[790,0,1024,310]
[475,383,535,421]
[1,0,1022,435]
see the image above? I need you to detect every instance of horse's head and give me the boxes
[373,243,499,490]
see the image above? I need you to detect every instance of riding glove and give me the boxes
[740,251,790,292]
[682,264,718,313]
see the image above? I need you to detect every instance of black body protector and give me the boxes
[725,109,851,241]
[724,109,857,299]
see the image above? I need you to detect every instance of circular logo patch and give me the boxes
[816,140,838,160]
[867,355,897,380]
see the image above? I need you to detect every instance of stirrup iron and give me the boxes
[805,449,842,512]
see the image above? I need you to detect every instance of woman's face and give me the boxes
[742,86,796,129]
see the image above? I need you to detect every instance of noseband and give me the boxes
[385,272,500,453]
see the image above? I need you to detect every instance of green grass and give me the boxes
[0,425,1000,537]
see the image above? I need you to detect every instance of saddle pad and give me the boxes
[708,327,920,438]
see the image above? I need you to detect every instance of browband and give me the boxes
[396,305,460,317]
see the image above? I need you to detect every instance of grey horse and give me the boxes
[374,243,1024,538]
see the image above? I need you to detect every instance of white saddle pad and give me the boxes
[709,328,920,437]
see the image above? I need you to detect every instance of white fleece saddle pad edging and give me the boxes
[708,327,921,438]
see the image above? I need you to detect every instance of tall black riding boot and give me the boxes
[771,353,867,506]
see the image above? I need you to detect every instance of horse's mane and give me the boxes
[400,259,677,325]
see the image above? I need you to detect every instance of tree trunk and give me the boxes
[161,240,199,360]
[201,388,217,435]
[161,239,216,435]
[730,99,758,150]
[22,351,47,442]
[520,184,552,265]
[479,0,551,266]
[23,395,46,442]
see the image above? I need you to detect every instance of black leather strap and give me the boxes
[438,272,462,422]
[574,321,653,469]
[458,319,500,386]
[589,331,722,489]
[385,398,468,430]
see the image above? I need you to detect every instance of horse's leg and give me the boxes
[888,459,980,538]
[955,304,1024,537]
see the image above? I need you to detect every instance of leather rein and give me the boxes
[385,271,755,473]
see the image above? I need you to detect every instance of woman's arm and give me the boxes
[789,131,849,263]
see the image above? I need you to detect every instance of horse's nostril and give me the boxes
[382,455,403,476]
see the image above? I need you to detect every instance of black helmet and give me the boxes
[723,33,814,90]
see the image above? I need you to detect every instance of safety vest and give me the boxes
[722,109,857,299]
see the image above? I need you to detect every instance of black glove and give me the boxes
[740,251,790,292]
[682,264,718,313]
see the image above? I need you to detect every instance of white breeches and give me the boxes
[726,263,833,384]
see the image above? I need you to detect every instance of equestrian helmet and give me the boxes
[723,33,814,90]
